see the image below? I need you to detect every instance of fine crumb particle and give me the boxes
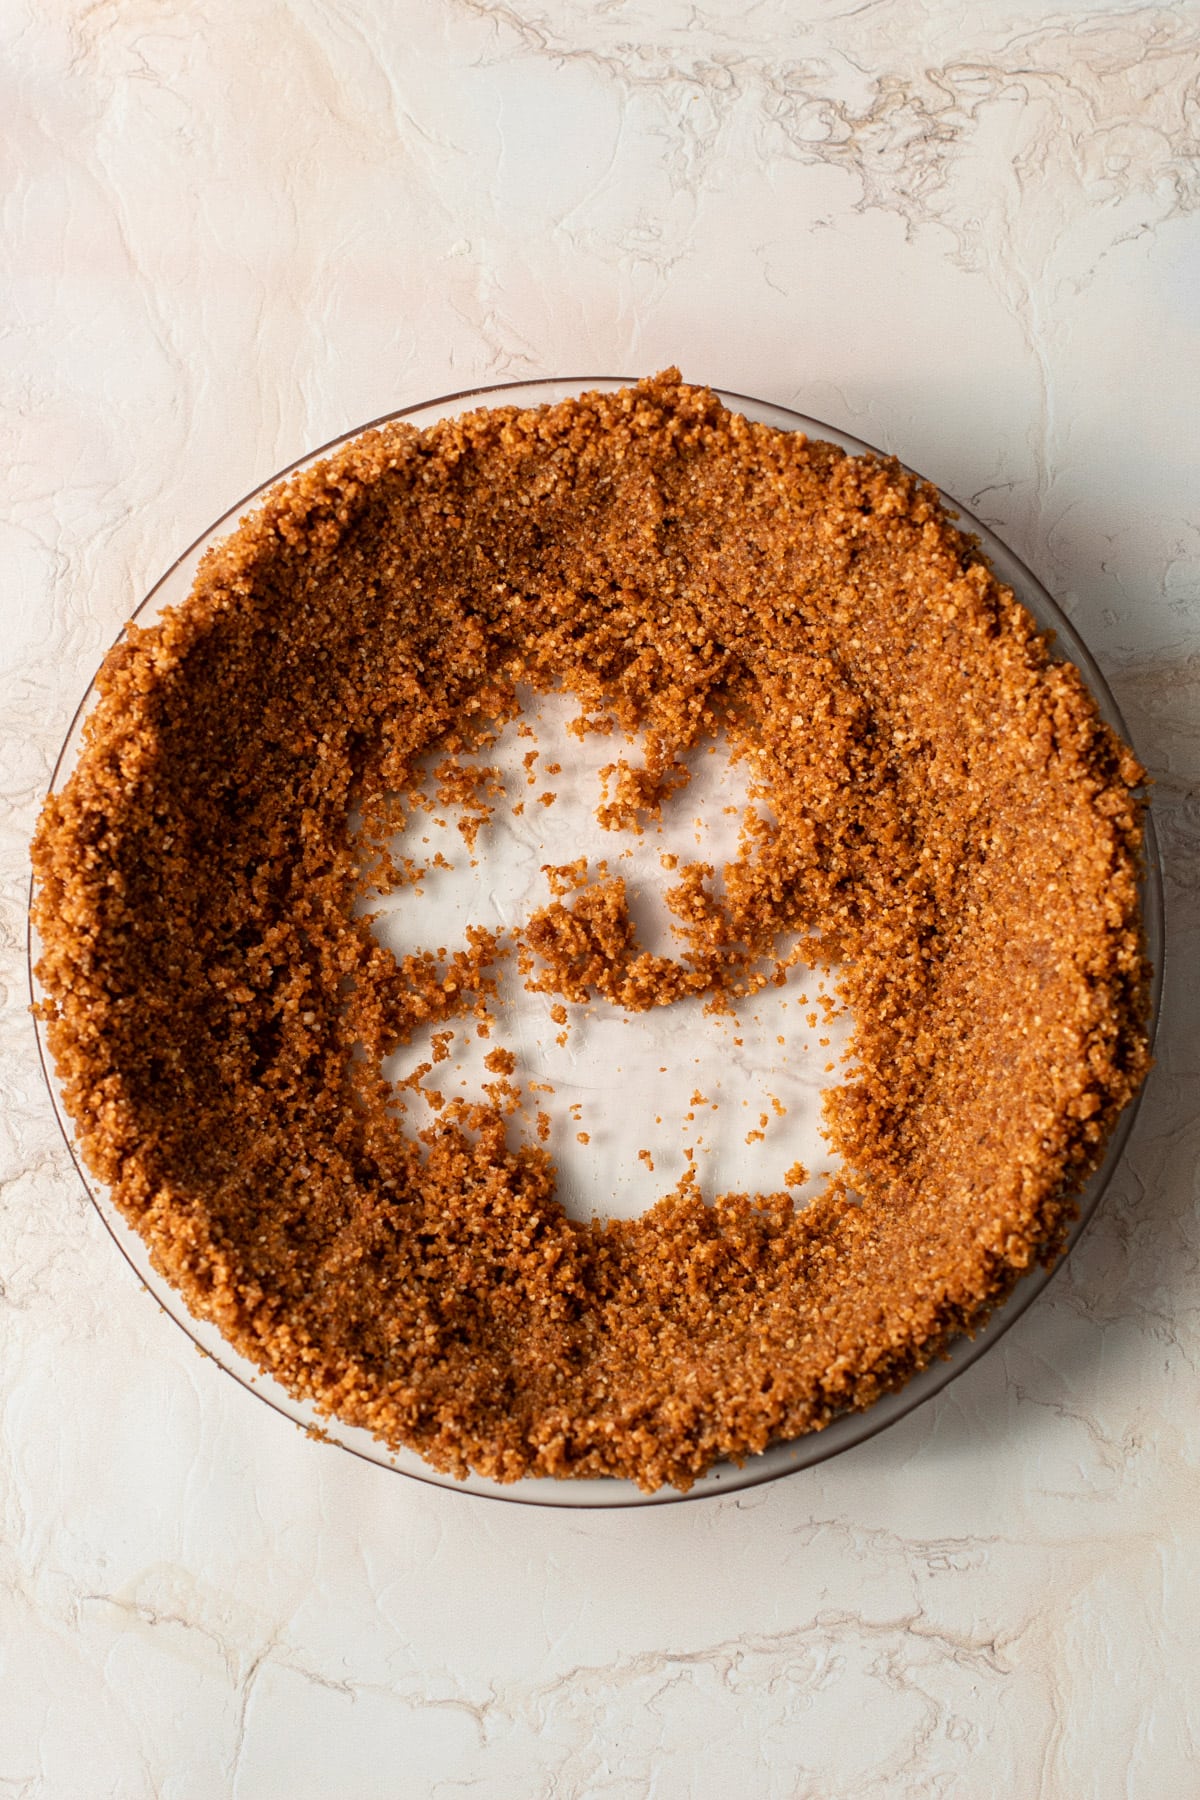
[550,1003,568,1025]
[784,1162,808,1187]
[745,1129,765,1145]
[543,859,589,898]
[30,369,1151,1498]
[638,1149,655,1172]
[576,1131,590,1145]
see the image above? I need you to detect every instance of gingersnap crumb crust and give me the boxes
[32,373,1152,1492]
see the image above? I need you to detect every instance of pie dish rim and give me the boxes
[28,375,1166,1507]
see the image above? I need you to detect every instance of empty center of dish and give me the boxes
[360,689,851,1222]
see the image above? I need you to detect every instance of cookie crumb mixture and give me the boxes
[32,372,1151,1492]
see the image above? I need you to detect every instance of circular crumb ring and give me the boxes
[31,374,1152,1491]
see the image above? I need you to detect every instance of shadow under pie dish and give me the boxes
[30,373,1161,1503]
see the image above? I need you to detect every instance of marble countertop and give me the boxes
[3,2,1197,1793]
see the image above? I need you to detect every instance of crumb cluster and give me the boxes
[32,373,1151,1491]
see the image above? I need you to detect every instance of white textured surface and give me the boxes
[366,684,853,1227]
[3,2,1198,1793]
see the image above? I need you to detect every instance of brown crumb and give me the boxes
[30,370,1152,1497]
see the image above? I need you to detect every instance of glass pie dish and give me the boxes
[29,378,1165,1507]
